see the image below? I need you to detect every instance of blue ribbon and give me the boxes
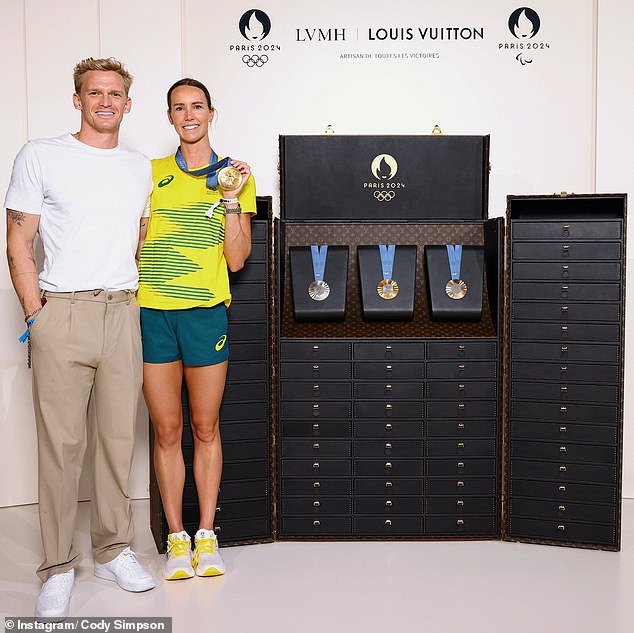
[379,244,396,280]
[446,244,463,280]
[310,245,328,282]
[18,317,37,343]
[174,147,232,189]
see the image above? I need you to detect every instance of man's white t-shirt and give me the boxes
[4,133,152,292]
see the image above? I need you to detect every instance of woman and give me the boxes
[137,78,255,580]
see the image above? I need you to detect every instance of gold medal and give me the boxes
[218,166,243,190]
[308,280,330,301]
[445,279,468,300]
[377,279,399,300]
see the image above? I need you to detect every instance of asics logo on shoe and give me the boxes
[215,335,227,351]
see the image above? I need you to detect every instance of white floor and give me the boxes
[1,499,632,633]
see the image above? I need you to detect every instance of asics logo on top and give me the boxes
[158,175,175,188]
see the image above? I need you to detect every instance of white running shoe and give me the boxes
[193,529,226,577]
[164,531,194,580]
[94,547,156,592]
[35,568,74,621]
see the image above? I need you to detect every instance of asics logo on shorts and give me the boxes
[215,335,227,351]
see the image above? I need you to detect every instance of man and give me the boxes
[4,57,155,620]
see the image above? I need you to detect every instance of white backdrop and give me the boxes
[0,0,632,507]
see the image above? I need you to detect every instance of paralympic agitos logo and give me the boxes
[231,9,279,68]
[499,7,549,66]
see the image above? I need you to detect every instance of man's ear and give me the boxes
[124,97,132,114]
[72,93,82,111]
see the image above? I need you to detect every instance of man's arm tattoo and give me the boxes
[7,210,26,226]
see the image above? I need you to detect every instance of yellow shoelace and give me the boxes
[167,538,191,559]
[192,538,216,567]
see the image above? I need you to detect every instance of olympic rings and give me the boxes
[242,54,269,67]
[374,191,396,202]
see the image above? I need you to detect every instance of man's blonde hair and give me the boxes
[73,57,133,95]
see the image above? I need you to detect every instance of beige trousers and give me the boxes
[30,290,142,581]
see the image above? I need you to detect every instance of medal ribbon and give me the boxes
[446,244,463,280]
[379,244,396,281]
[311,245,328,283]
[175,147,232,189]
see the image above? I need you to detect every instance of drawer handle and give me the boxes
[385,462,393,469]
[558,524,566,531]
[385,443,393,450]
[458,384,465,393]
[385,481,393,488]
[313,462,320,469]
[385,423,393,431]
[385,345,393,358]
[457,500,464,507]
[385,364,393,376]
[214,526,221,533]
[457,461,465,469]
[313,423,320,431]
[313,481,321,488]
[313,501,321,508]
[560,426,567,433]
[559,485,566,492]
[560,406,568,416]
[385,500,393,508]
[385,519,392,527]
[313,404,320,417]
[313,520,321,527]
[457,422,465,430]
[562,244,570,256]
[562,265,569,278]
[457,442,465,449]
[216,506,221,513]
[313,384,320,396]
[313,443,320,450]
[311,346,320,359]
[558,505,566,512]
[457,480,465,487]
[561,305,569,313]
[458,345,466,358]
[560,386,568,393]
[457,519,465,526]
[385,404,393,417]
[312,365,320,376]
[560,465,567,473]
[458,364,466,376]
[560,446,567,453]
[385,384,392,393]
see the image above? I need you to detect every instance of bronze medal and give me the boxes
[377,279,399,300]
[218,166,243,190]
[445,279,468,300]
[308,280,330,301]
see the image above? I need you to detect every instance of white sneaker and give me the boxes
[164,531,194,580]
[35,568,74,621]
[94,547,156,592]
[193,529,226,577]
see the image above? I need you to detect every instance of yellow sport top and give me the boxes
[137,153,256,310]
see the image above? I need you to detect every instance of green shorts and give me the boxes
[140,305,229,366]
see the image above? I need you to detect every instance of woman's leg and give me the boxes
[183,361,228,530]
[143,360,185,533]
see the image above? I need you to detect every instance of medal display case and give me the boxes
[150,197,273,552]
[504,193,627,550]
[358,245,417,321]
[290,245,349,322]
[276,134,503,539]
[425,245,485,321]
